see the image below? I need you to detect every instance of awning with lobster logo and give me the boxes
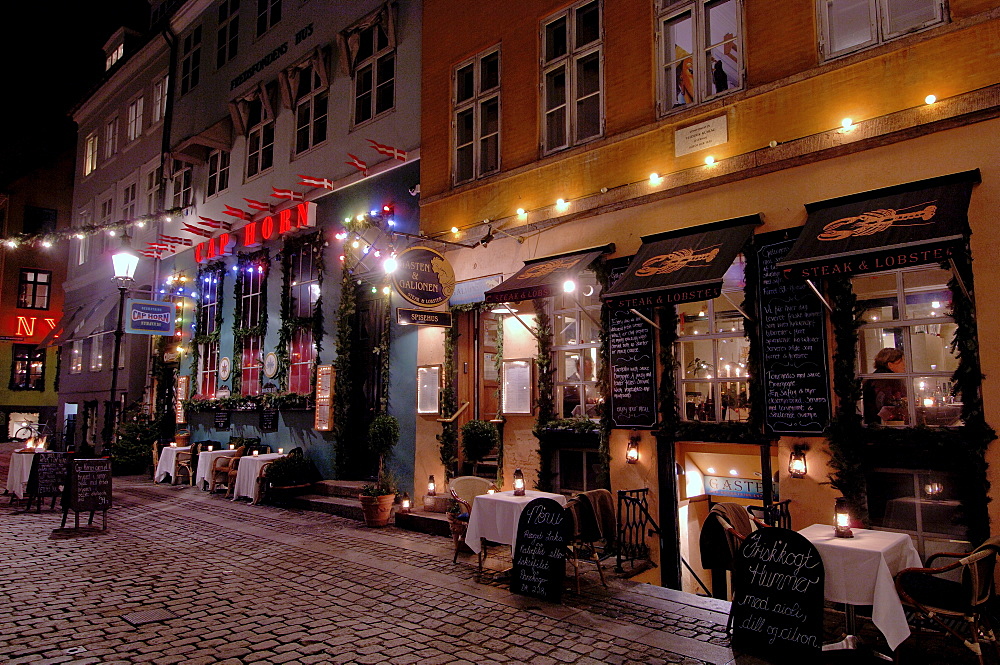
[483,244,614,304]
[777,170,979,280]
[602,216,760,310]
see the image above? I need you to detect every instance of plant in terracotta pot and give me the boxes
[359,413,400,527]
[460,419,499,474]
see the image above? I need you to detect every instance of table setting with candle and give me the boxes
[231,450,286,503]
[154,441,190,483]
[5,440,46,499]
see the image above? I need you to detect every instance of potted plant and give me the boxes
[359,413,399,527]
[262,450,317,503]
[461,419,499,474]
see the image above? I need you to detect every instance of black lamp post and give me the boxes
[104,239,139,455]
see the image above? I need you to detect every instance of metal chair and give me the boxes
[895,537,1000,664]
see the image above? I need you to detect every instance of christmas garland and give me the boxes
[276,232,325,391]
[437,306,464,479]
[333,261,357,477]
[377,290,392,413]
[231,249,269,395]
[0,207,184,250]
[593,261,614,491]
[493,309,505,486]
[189,260,226,381]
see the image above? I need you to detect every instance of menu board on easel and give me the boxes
[175,375,191,424]
[511,498,569,602]
[61,458,112,530]
[314,365,334,431]
[26,452,71,512]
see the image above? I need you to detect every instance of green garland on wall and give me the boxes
[593,262,613,491]
[276,232,325,391]
[189,260,226,385]
[533,298,555,426]
[438,306,464,479]
[493,310,505,486]
[377,291,392,413]
[231,249,269,395]
[333,262,357,477]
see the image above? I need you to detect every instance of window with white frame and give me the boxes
[246,99,274,178]
[294,65,329,154]
[854,266,961,427]
[84,134,98,175]
[104,117,119,160]
[207,150,230,197]
[552,271,602,419]
[659,0,742,111]
[122,182,137,220]
[17,269,51,310]
[352,21,395,126]
[240,260,266,396]
[675,257,749,422]
[145,166,163,214]
[453,48,500,184]
[287,243,319,393]
[541,0,602,153]
[819,0,944,60]
[181,26,202,95]
[89,335,104,372]
[127,97,144,142]
[70,339,83,373]
[172,160,193,208]
[217,0,240,68]
[152,75,169,123]
[256,0,281,36]
[198,270,222,398]
[106,43,124,71]
[76,211,91,265]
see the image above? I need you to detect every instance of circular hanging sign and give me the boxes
[263,352,279,378]
[391,246,456,308]
[219,356,232,381]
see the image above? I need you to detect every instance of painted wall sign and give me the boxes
[396,308,453,327]
[314,365,334,431]
[450,274,503,305]
[391,246,455,308]
[194,201,316,263]
[704,476,764,499]
[125,300,175,335]
[731,528,825,660]
[263,352,278,378]
[675,115,728,157]
[219,357,232,381]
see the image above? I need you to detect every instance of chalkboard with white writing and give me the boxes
[65,459,112,515]
[215,410,232,431]
[511,498,568,602]
[730,528,825,661]
[27,452,70,499]
[260,408,279,432]
[757,231,830,434]
[608,308,657,428]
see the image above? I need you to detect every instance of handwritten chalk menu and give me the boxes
[66,459,112,513]
[608,308,657,428]
[214,410,232,431]
[757,233,830,434]
[27,452,70,499]
[260,408,279,432]
[511,498,569,602]
[731,528,824,660]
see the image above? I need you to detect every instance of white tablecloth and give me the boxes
[5,450,35,498]
[232,453,283,502]
[799,523,921,650]
[465,490,568,554]
[196,449,236,489]
[154,446,190,483]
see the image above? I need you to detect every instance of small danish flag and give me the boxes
[367,139,407,161]
[181,223,214,238]
[298,174,335,190]
[346,153,368,175]
[223,205,252,221]
[244,198,271,211]
[271,187,305,201]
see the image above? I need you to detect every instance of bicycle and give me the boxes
[13,420,54,442]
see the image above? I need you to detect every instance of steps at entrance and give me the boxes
[395,510,451,537]
[311,480,366,499]
[288,494,364,521]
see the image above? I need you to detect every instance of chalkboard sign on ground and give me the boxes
[511,498,569,602]
[731,528,825,661]
[26,452,71,512]
[61,459,112,530]
[757,232,831,434]
[608,308,657,428]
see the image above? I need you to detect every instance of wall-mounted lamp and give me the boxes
[427,475,436,497]
[788,443,809,478]
[513,468,525,496]
[479,226,495,247]
[626,430,640,464]
[834,497,853,538]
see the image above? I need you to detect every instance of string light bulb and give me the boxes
[925,94,937,105]
[384,255,398,273]
[704,156,715,165]
[841,117,854,130]
[555,198,569,212]
[451,226,458,234]
[649,173,663,186]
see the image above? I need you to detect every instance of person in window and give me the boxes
[863,347,908,425]
[713,60,728,94]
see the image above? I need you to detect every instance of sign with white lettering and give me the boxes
[511,498,568,602]
[397,308,453,327]
[730,528,824,660]
[391,247,456,308]
[125,299,175,335]
[675,115,728,157]
[703,476,764,500]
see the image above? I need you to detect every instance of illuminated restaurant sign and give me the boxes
[391,246,455,308]
[194,201,316,263]
[704,476,764,499]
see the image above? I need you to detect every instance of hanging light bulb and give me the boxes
[384,255,398,273]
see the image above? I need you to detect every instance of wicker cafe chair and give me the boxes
[895,537,1000,664]
[448,476,494,566]
[172,441,205,486]
[209,446,245,493]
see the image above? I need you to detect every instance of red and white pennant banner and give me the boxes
[244,198,271,211]
[271,187,304,201]
[159,234,193,247]
[367,139,407,161]
[346,153,368,175]
[197,216,231,230]
[181,223,214,238]
[299,174,334,190]
[223,205,252,220]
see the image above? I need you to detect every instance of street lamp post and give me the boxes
[104,242,139,455]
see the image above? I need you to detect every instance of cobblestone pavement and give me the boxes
[0,443,979,665]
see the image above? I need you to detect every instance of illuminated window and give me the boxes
[453,48,500,184]
[294,65,328,154]
[76,211,91,265]
[217,0,240,68]
[256,0,281,36]
[289,329,315,394]
[104,116,119,160]
[122,182,137,219]
[106,43,124,70]
[11,344,45,390]
[89,335,104,372]
[287,243,319,393]
[352,19,395,126]
[241,335,262,396]
[819,0,944,60]
[246,99,274,178]
[145,166,163,214]
[180,26,202,95]
[239,259,266,396]
[541,0,602,153]
[84,134,98,175]
[552,272,601,418]
[200,343,219,398]
[70,339,83,374]
[172,160,193,208]
[127,97,144,141]
[197,269,222,398]
[152,75,169,123]
[206,150,230,197]
[17,269,51,310]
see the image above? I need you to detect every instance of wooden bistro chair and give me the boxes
[564,489,617,593]
[895,537,1000,664]
[209,446,244,494]
[172,441,204,486]
[448,476,494,566]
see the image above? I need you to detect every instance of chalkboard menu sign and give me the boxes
[606,260,657,429]
[757,232,830,434]
[511,498,568,602]
[731,528,824,661]
[214,410,232,431]
[260,408,279,432]
[63,458,112,518]
[26,452,71,511]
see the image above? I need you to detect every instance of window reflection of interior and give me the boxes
[552,271,601,418]
[676,255,747,422]
[854,266,961,427]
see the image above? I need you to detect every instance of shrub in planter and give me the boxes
[461,419,499,466]
[360,415,400,527]
[264,451,318,489]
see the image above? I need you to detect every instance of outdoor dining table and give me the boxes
[799,523,922,653]
[195,448,236,489]
[465,489,567,554]
[232,452,284,503]
[154,445,189,483]
[5,449,36,498]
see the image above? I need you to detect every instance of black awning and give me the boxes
[36,305,85,349]
[777,170,980,280]
[483,244,614,304]
[603,216,760,309]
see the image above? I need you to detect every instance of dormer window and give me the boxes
[106,43,124,70]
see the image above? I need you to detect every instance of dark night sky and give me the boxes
[0,1,150,186]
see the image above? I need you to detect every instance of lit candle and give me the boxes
[170,442,177,447]
[229,444,235,450]
[513,469,525,496]
[834,497,853,538]
[252,450,259,456]
[278,448,284,454]
[207,445,213,451]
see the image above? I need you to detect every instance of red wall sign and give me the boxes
[194,201,316,263]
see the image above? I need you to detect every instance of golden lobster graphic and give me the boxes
[635,246,720,276]
[517,256,582,279]
[817,202,938,241]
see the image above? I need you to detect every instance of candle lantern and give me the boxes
[427,475,436,496]
[207,445,213,451]
[400,493,411,513]
[170,442,177,447]
[278,448,284,454]
[788,444,808,479]
[487,483,499,494]
[626,430,640,464]
[513,468,525,496]
[834,497,854,538]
